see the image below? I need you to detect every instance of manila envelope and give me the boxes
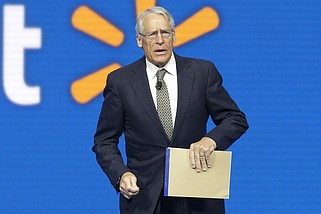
[164,147,232,199]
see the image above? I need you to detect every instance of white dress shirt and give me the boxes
[145,53,178,128]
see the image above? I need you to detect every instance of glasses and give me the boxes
[139,30,173,41]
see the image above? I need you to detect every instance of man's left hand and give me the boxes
[189,137,216,172]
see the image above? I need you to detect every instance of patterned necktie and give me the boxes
[156,68,173,140]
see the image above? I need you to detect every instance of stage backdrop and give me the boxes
[1,0,320,213]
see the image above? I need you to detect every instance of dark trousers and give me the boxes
[153,193,225,214]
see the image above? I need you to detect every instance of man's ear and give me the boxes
[136,36,143,47]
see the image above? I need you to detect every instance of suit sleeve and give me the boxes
[205,63,249,150]
[93,74,130,190]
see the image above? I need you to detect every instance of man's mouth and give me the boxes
[155,49,166,53]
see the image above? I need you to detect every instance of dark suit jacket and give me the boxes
[93,53,248,214]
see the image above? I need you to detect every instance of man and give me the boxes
[93,6,248,214]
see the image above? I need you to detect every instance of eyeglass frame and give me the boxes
[138,29,175,41]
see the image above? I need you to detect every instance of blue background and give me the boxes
[1,0,320,213]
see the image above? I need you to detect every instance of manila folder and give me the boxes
[164,147,232,199]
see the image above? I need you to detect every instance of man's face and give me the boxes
[136,13,176,67]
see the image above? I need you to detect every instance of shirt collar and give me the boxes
[145,53,177,79]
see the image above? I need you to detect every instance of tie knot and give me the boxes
[156,69,167,81]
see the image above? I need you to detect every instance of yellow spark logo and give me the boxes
[71,0,219,104]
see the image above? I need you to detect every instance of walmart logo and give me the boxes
[1,1,219,106]
[70,0,220,104]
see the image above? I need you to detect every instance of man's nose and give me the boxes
[156,32,165,43]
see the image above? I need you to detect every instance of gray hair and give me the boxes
[135,6,175,36]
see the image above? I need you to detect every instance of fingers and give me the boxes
[189,144,196,169]
[199,150,207,171]
[119,172,140,199]
[189,138,215,173]
[190,144,207,172]
[205,149,212,168]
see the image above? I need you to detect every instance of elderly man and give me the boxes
[93,6,248,214]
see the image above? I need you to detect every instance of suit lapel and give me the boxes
[129,58,170,143]
[171,55,195,143]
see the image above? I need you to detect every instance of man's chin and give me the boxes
[154,61,167,68]
[152,57,170,67]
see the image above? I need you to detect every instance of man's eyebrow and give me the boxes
[148,29,171,33]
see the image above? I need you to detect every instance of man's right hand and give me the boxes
[119,172,140,199]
